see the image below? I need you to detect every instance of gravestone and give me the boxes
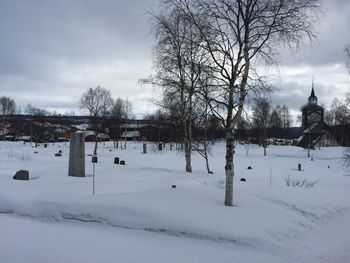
[68,132,85,177]
[114,157,120,164]
[55,153,62,157]
[120,160,126,165]
[240,178,246,182]
[143,143,147,154]
[13,170,29,180]
[298,164,302,171]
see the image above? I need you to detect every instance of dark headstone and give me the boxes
[92,156,98,163]
[298,164,302,171]
[13,170,29,181]
[120,160,126,165]
[247,166,252,170]
[44,143,48,148]
[34,151,38,154]
[171,185,176,188]
[158,143,163,151]
[55,153,62,157]
[58,150,63,154]
[240,178,246,182]
[114,157,120,164]
[143,143,147,154]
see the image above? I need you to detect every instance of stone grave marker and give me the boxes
[68,132,85,177]
[13,170,29,180]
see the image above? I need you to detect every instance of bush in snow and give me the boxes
[285,175,319,188]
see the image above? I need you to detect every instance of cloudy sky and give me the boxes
[0,0,349,121]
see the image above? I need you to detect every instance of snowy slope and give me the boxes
[0,141,349,262]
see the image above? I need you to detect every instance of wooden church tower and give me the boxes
[297,80,338,149]
[301,84,324,130]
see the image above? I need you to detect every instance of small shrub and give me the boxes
[285,175,319,188]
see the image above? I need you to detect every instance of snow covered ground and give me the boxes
[0,141,349,263]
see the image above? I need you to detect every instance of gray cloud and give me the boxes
[0,0,159,115]
[278,0,350,67]
[0,0,349,118]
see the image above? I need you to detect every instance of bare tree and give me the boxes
[112,97,133,149]
[80,86,113,155]
[25,104,50,116]
[23,104,52,146]
[111,98,128,120]
[0,96,18,138]
[80,86,113,117]
[0,96,17,115]
[252,97,271,156]
[270,104,291,138]
[111,97,128,148]
[148,6,209,173]
[270,106,283,129]
[165,0,320,206]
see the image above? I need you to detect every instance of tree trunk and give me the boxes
[224,128,235,206]
[203,117,212,174]
[263,129,267,156]
[185,142,192,172]
[184,119,192,173]
[203,140,213,174]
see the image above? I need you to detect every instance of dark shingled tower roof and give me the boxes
[310,87,315,98]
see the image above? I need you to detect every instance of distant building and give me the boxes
[121,131,140,141]
[296,84,338,149]
[84,131,110,142]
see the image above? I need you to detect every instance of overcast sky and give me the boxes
[0,0,349,121]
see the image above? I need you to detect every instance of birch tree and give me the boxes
[0,96,17,115]
[80,86,113,155]
[165,0,320,206]
[148,7,209,173]
[252,97,271,156]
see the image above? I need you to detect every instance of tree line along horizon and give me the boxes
[0,87,349,128]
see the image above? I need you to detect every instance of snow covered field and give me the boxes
[0,141,349,263]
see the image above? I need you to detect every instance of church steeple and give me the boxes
[308,77,317,105]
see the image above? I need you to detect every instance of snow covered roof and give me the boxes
[74,124,90,130]
[121,131,140,138]
[15,136,31,140]
[120,123,147,129]
[83,131,96,136]
[97,133,110,139]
